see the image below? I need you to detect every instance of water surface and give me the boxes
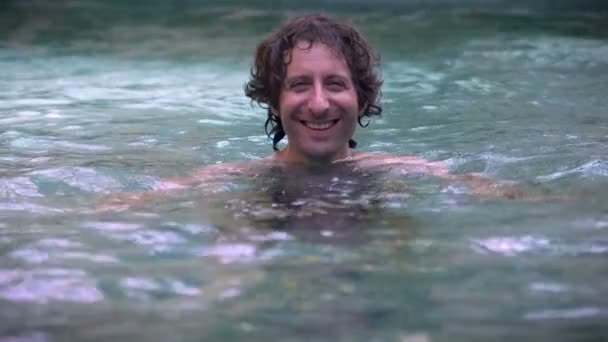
[1,2,608,341]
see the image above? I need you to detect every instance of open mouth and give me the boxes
[301,119,339,131]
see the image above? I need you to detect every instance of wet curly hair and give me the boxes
[244,14,383,151]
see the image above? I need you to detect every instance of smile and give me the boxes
[301,119,339,131]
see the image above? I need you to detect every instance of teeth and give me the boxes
[304,121,334,130]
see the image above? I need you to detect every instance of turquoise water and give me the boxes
[1,2,608,341]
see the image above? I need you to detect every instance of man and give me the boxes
[99,14,519,211]
[241,14,447,174]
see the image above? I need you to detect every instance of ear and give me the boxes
[271,106,280,118]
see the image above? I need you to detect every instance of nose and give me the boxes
[308,83,330,115]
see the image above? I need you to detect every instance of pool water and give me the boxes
[1,2,608,341]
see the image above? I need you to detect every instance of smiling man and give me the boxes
[239,14,454,178]
[244,14,383,166]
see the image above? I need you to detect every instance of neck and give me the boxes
[274,145,353,166]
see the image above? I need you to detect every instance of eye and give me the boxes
[326,79,347,91]
[288,80,310,92]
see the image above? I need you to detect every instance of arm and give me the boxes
[441,172,523,199]
[361,154,525,199]
[95,162,247,212]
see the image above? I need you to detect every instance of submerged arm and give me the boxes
[370,155,525,199]
[441,172,524,199]
[95,163,246,212]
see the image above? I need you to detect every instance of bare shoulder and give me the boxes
[352,152,449,177]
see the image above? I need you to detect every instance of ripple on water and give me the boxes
[557,241,608,256]
[470,235,551,256]
[9,238,119,265]
[574,217,608,230]
[82,221,142,232]
[537,159,608,181]
[216,140,230,148]
[465,36,608,70]
[82,221,185,253]
[197,118,232,126]
[31,167,122,193]
[0,332,49,342]
[122,230,186,252]
[527,37,608,69]
[0,111,40,125]
[0,98,72,109]
[529,282,570,293]
[119,277,201,300]
[0,268,104,304]
[10,138,110,155]
[162,222,218,235]
[454,77,494,95]
[382,63,444,97]
[8,138,50,154]
[52,141,111,152]
[525,307,605,320]
[0,177,43,199]
[444,152,533,174]
[471,235,608,257]
[197,243,258,264]
[0,202,64,215]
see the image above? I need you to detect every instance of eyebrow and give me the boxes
[285,74,351,84]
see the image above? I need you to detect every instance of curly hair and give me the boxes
[244,14,383,151]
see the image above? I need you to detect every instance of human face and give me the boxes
[276,41,359,164]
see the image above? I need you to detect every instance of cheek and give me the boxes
[278,96,302,117]
[344,91,360,114]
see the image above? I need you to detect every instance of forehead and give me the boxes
[284,41,350,74]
